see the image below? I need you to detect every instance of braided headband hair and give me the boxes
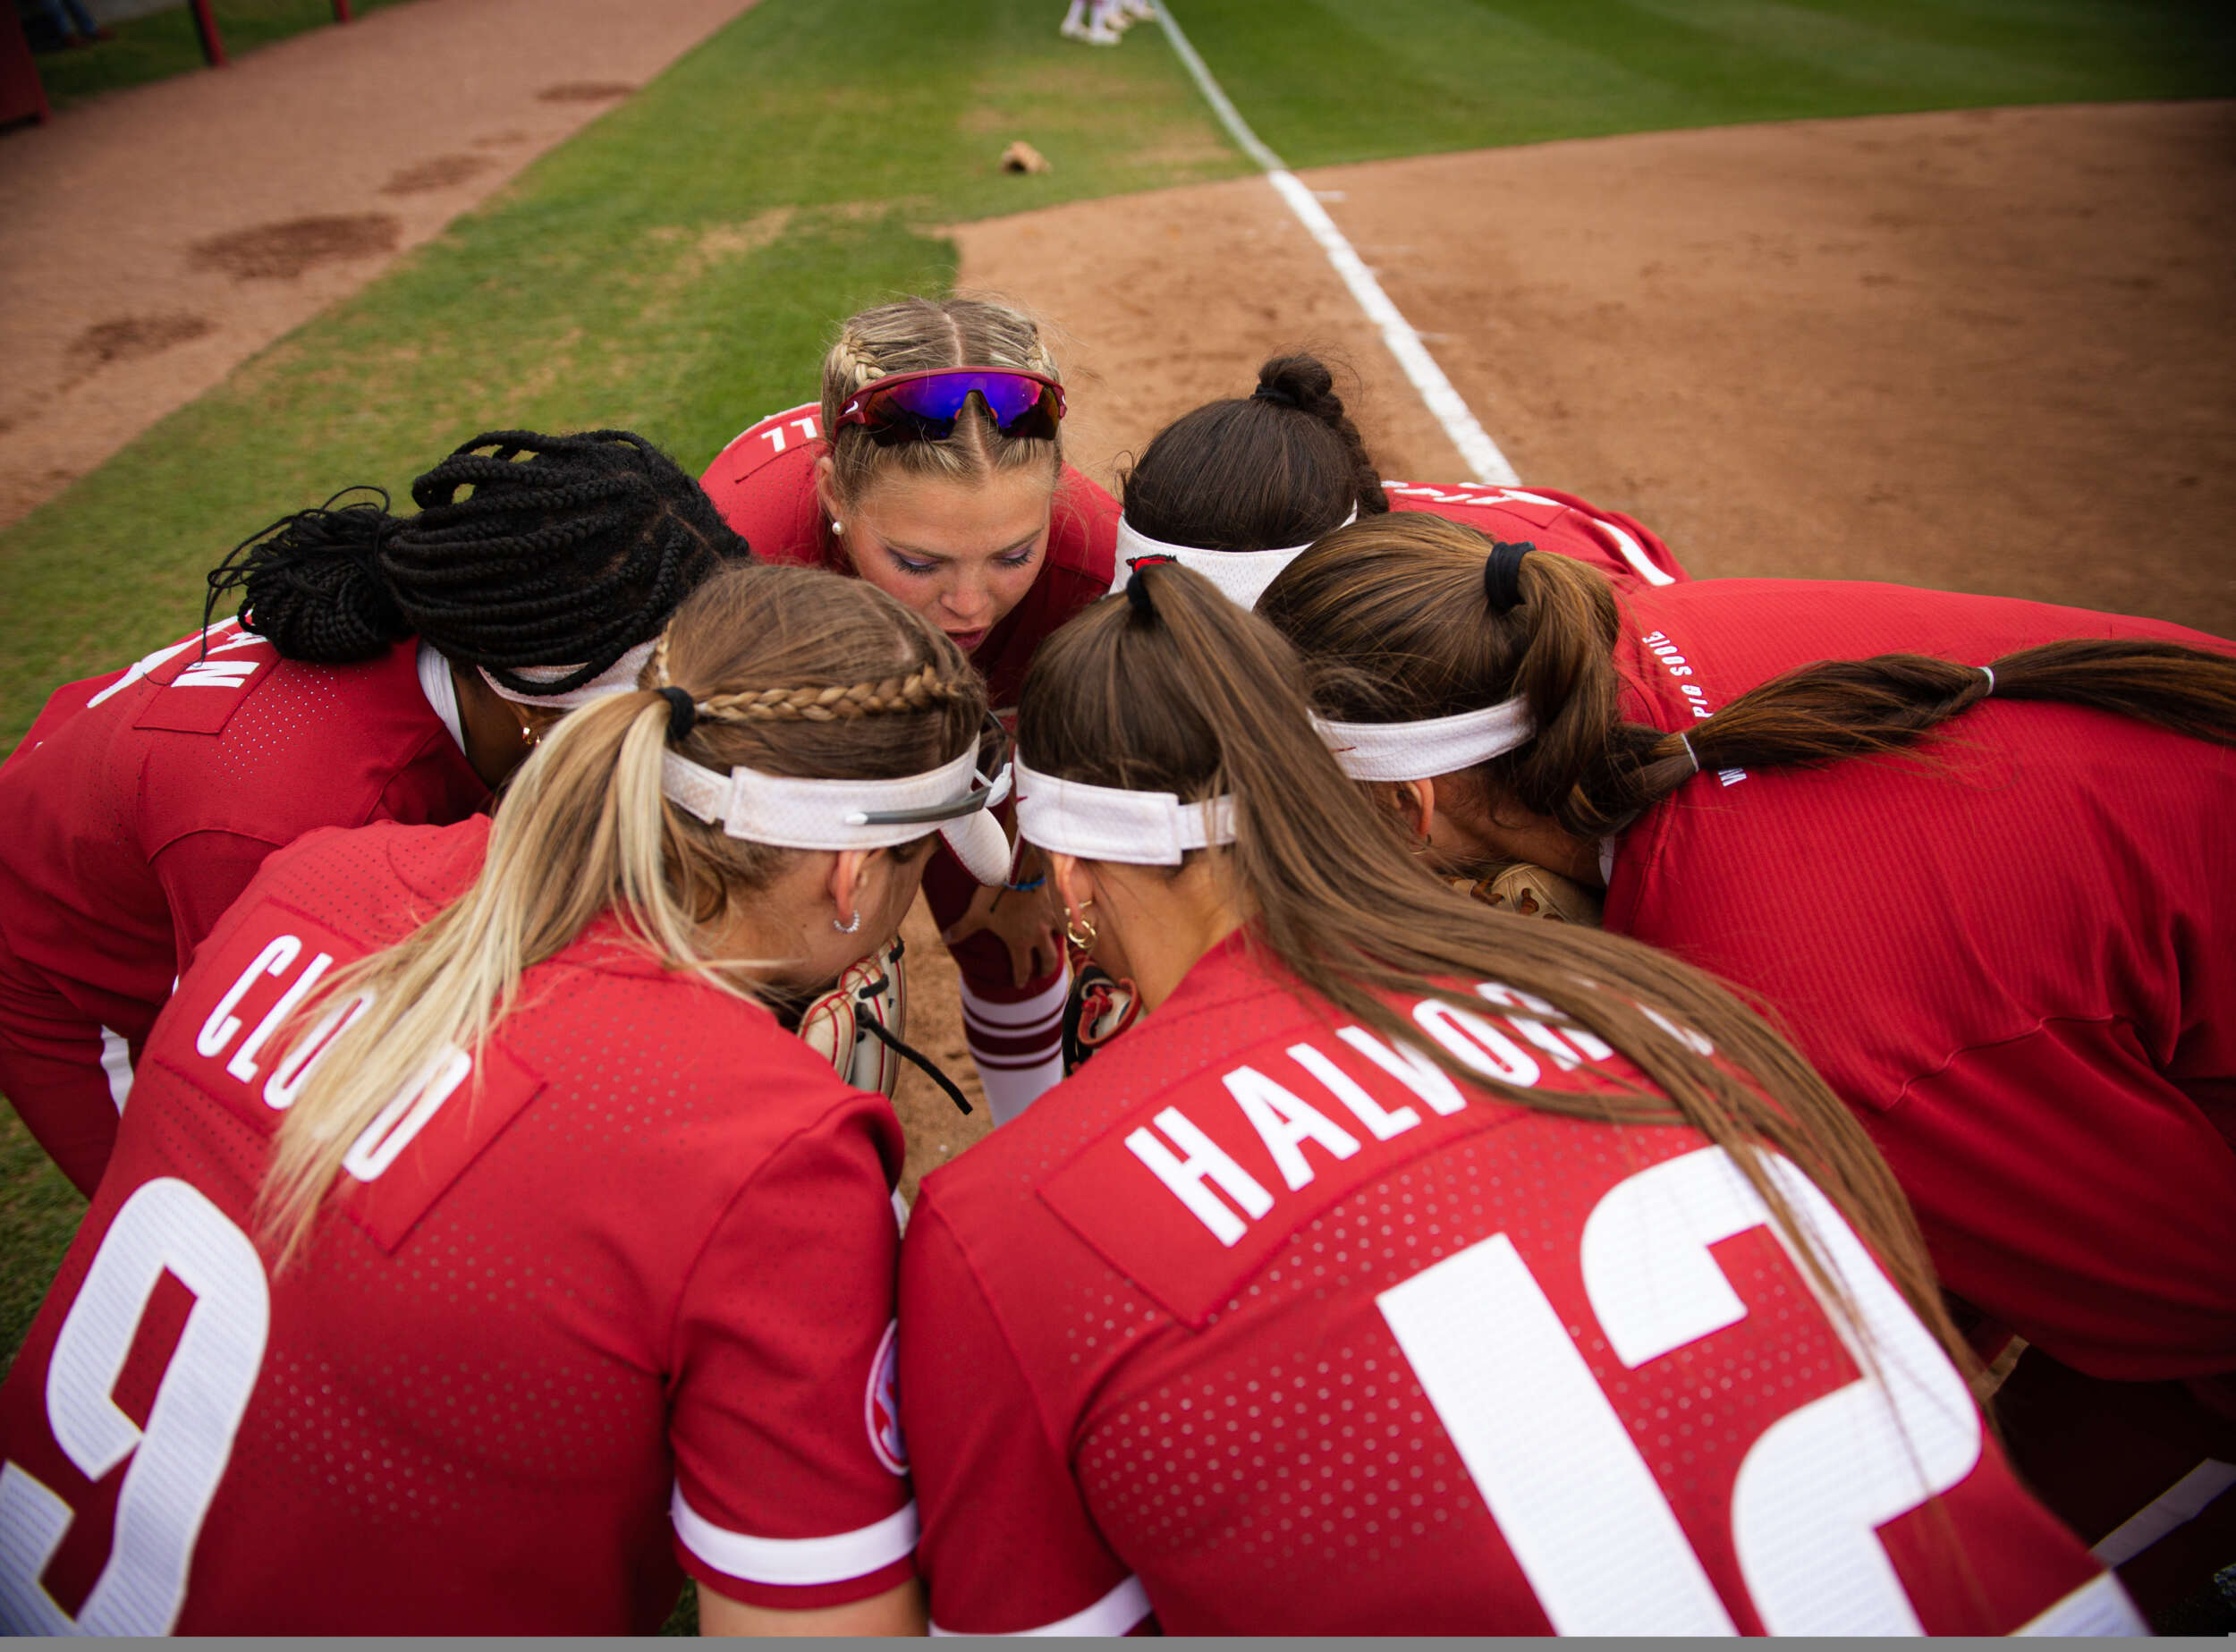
[648,640,1013,885]
[1311,542,1539,783]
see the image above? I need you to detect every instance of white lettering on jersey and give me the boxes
[1133,989,1637,1246]
[225,953,332,1083]
[261,991,375,1111]
[1283,1042,1420,1140]
[0,1179,270,1635]
[1223,1065,1361,1191]
[1640,630,1746,786]
[758,413,821,457]
[196,936,302,1059]
[169,659,260,690]
[1382,1146,1989,1634]
[1334,1025,1467,1115]
[1410,1001,1540,1086]
[84,621,242,710]
[1125,1107,1275,1247]
[340,1046,472,1182]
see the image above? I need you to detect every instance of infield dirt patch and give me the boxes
[960,100,2236,635]
[0,0,755,530]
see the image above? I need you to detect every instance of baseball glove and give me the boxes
[1455,861,1605,928]
[798,935,911,1098]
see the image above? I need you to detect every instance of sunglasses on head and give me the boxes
[835,369,1066,445]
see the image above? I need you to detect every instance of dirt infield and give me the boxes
[0,0,755,530]
[961,100,2236,636]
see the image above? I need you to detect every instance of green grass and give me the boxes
[1168,0,2236,167]
[30,0,419,109]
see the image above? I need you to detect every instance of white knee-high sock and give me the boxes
[959,966,1070,1126]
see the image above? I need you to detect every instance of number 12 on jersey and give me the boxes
[1378,1147,1982,1637]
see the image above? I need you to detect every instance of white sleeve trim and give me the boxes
[671,1483,917,1587]
[2011,1569,2147,1637]
[931,1573,1151,1637]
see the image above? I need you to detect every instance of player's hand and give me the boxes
[941,873,1065,987]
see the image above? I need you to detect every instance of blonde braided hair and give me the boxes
[656,627,969,724]
[818,295,1064,507]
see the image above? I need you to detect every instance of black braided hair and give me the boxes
[1119,353,1390,553]
[205,429,750,693]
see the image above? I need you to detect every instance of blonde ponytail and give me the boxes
[257,564,985,1266]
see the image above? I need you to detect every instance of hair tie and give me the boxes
[1678,731,1702,775]
[1978,665,1996,696]
[1125,554,1177,618]
[1483,541,1534,613]
[1250,383,1299,410]
[657,685,699,742]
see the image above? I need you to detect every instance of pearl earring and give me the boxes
[831,520,845,536]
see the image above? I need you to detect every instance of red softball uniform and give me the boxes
[1602,580,2236,1386]
[898,933,2132,1635]
[1383,479,1689,587]
[0,817,916,1634]
[0,620,487,1194]
[700,403,1119,708]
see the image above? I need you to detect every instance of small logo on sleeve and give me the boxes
[866,1318,907,1475]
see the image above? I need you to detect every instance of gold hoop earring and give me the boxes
[1064,909,1097,949]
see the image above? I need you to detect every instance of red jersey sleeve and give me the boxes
[148,829,286,979]
[667,1090,919,1610]
[699,404,832,566]
[899,1195,1153,1637]
[1385,481,1688,587]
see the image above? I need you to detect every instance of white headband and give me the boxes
[661,740,1014,885]
[479,639,659,710]
[1108,509,1359,611]
[1012,755,1237,866]
[1315,699,1535,783]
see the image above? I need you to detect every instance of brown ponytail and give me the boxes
[1020,561,1967,1370]
[1119,353,1389,552]
[1262,512,2236,842]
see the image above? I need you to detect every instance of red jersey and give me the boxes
[898,934,2130,1635]
[0,818,916,1633]
[0,620,486,1055]
[1603,580,2236,1385]
[1384,479,1689,587]
[701,403,1119,707]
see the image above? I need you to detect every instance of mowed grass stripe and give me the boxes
[1165,0,2236,167]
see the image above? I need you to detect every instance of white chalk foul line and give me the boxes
[1156,4,1520,488]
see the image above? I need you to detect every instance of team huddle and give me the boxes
[0,293,2228,1634]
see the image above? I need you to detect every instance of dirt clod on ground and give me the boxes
[1002,140,1051,174]
[381,154,498,195]
[535,80,637,103]
[187,214,402,282]
[66,313,214,373]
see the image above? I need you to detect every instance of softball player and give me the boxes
[701,296,1118,1122]
[0,564,1002,1633]
[897,559,2139,1635]
[1107,354,1687,609]
[1260,513,2236,1608]
[0,431,746,1197]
